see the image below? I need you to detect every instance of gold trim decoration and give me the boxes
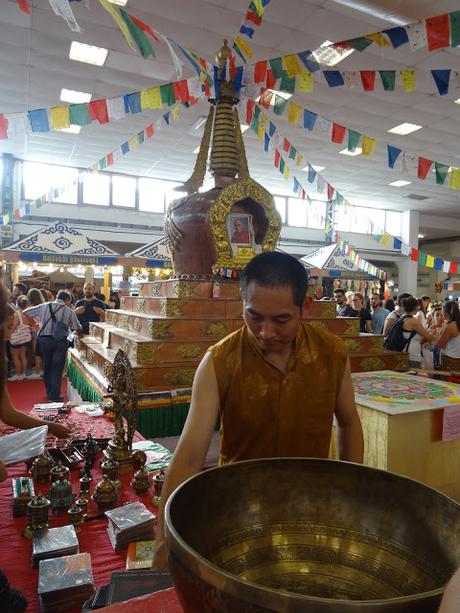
[136,298,146,312]
[164,367,196,387]
[171,280,196,299]
[234,107,249,180]
[161,299,184,318]
[137,344,161,365]
[133,317,142,333]
[151,283,162,297]
[87,349,96,365]
[345,320,359,335]
[360,357,385,371]
[148,320,172,339]
[208,177,282,270]
[122,339,131,355]
[118,314,129,329]
[176,344,202,359]
[180,105,215,194]
[369,337,384,353]
[344,339,360,353]
[102,362,113,380]
[202,321,228,337]
[320,302,336,319]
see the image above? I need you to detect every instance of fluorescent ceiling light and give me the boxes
[107,0,128,5]
[389,180,411,187]
[69,41,108,66]
[455,98,460,105]
[57,125,81,134]
[60,88,92,104]
[193,146,200,154]
[418,233,425,238]
[240,123,249,133]
[312,165,325,172]
[388,122,422,135]
[339,148,362,157]
[312,39,354,67]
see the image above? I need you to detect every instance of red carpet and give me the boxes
[7,377,68,411]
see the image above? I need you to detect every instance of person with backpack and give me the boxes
[8,296,33,381]
[382,292,412,337]
[384,296,434,367]
[24,290,82,402]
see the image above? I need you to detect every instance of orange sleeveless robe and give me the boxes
[209,323,348,465]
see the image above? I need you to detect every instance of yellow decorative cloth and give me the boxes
[209,323,348,465]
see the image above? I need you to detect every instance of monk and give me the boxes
[153,251,363,567]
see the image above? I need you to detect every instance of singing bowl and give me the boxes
[165,458,460,612]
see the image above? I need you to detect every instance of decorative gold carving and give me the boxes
[118,314,129,329]
[133,317,142,333]
[161,299,184,317]
[75,337,83,353]
[394,354,409,372]
[151,283,162,297]
[148,320,172,339]
[171,280,196,298]
[136,298,146,312]
[202,321,228,337]
[345,320,359,335]
[87,349,95,365]
[234,107,249,179]
[307,320,326,330]
[344,339,360,353]
[137,344,161,365]
[360,357,385,371]
[369,337,384,353]
[180,105,215,194]
[320,302,336,319]
[209,177,282,269]
[176,344,202,359]
[164,367,196,387]
[122,339,131,355]
[102,362,113,380]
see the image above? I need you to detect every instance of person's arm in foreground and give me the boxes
[335,357,364,463]
[153,352,220,569]
[439,566,460,613]
[434,322,455,350]
[0,387,70,438]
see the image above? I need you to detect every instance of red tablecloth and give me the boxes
[0,410,183,612]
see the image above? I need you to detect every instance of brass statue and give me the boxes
[103,349,138,474]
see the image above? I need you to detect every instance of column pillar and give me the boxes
[396,210,419,297]
[103,269,111,302]
[85,265,94,285]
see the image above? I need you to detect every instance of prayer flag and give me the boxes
[443,260,451,273]
[235,36,253,59]
[406,21,427,52]
[383,26,409,48]
[160,83,176,106]
[273,95,288,116]
[283,138,290,153]
[69,103,91,126]
[141,87,162,110]
[279,158,285,174]
[274,149,280,168]
[107,97,125,120]
[419,251,427,266]
[431,69,451,95]
[264,133,270,152]
[450,11,460,47]
[121,142,129,154]
[347,129,361,152]
[145,124,154,138]
[315,116,332,138]
[124,92,142,114]
[269,121,276,137]
[246,99,255,124]
[323,70,344,87]
[342,71,358,88]
[259,89,273,109]
[332,123,346,144]
[245,10,262,26]
[89,100,109,124]
[361,135,377,157]
[282,54,302,77]
[283,164,289,180]
[279,72,296,93]
[269,57,283,78]
[99,0,137,53]
[360,70,376,91]
[307,166,317,183]
[287,102,302,124]
[240,25,255,38]
[425,14,450,51]
[449,167,460,190]
[128,13,160,42]
[49,106,70,130]
[341,37,373,51]
[387,145,401,168]
[17,0,30,14]
[107,152,114,166]
[393,238,402,250]
[379,70,396,91]
[366,32,391,47]
[417,157,433,179]
[173,80,190,102]
[297,50,320,73]
[303,109,317,131]
[0,114,8,140]
[426,255,434,268]
[28,109,50,132]
[434,258,443,271]
[400,70,416,92]
[254,60,267,83]
[435,162,449,185]
[450,262,458,274]
[119,8,156,58]
[288,146,296,160]
[129,136,137,150]
[327,184,334,200]
[297,72,314,92]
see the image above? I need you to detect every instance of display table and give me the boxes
[0,409,182,613]
[349,371,460,501]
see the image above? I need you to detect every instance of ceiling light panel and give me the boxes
[339,148,362,157]
[388,123,422,136]
[389,180,411,187]
[60,88,92,104]
[69,41,108,66]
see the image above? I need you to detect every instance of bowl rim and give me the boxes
[165,457,460,607]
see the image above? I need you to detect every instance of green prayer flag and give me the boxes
[99,158,107,170]
[288,146,296,160]
[232,43,246,63]
[450,11,460,47]
[69,103,91,126]
[269,57,284,79]
[379,70,396,91]
[347,129,361,152]
[273,95,288,116]
[250,115,259,134]
[345,37,373,51]
[335,192,344,205]
[435,162,449,185]
[279,72,296,93]
[419,251,427,266]
[137,131,145,144]
[160,84,176,106]
[279,158,285,174]
[120,9,155,58]
[253,105,261,119]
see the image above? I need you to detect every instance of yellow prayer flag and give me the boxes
[140,87,162,110]
[361,135,377,157]
[400,70,416,93]
[426,255,435,268]
[295,152,303,167]
[257,124,264,139]
[99,0,137,52]
[171,105,181,121]
[129,136,138,150]
[283,165,290,180]
[297,71,314,92]
[366,32,391,47]
[282,54,302,77]
[449,167,460,190]
[259,113,267,128]
[235,36,254,59]
[381,232,391,246]
[253,0,264,16]
[287,102,302,125]
[49,106,70,130]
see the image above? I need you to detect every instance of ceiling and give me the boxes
[1,0,460,240]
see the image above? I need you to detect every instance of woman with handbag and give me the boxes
[8,296,33,381]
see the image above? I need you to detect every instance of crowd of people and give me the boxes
[332,288,460,371]
[6,281,108,401]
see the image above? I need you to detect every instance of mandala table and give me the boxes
[346,371,460,501]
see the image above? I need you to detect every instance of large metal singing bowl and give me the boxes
[165,458,460,612]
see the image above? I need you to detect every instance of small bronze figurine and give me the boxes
[101,457,120,492]
[30,454,52,483]
[131,466,151,496]
[152,470,166,506]
[130,450,147,472]
[23,492,51,538]
[92,475,117,512]
[68,504,84,531]
[79,469,92,500]
[50,460,70,483]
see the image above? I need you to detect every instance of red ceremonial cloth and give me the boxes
[0,406,184,612]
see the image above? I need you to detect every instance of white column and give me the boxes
[397,210,419,297]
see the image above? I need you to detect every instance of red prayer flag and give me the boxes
[106,153,114,166]
[265,69,276,90]
[417,157,433,179]
[14,208,20,220]
[16,0,30,14]
[145,124,154,138]
[283,138,290,153]
[258,88,273,109]
[229,52,236,78]
[411,248,419,262]
[129,13,161,42]
[360,70,376,91]
[274,149,281,168]
[425,14,450,51]
[89,99,109,124]
[199,58,211,96]
[173,80,190,102]
[246,99,255,124]
[327,184,334,200]
[332,123,346,144]
[246,10,262,26]
[450,262,458,274]
[254,60,268,83]
[0,114,8,139]
[189,96,199,106]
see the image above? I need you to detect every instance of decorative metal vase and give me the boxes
[23,492,51,539]
[152,470,165,507]
[68,504,84,531]
[30,454,52,483]
[48,475,74,516]
[92,474,117,512]
[131,466,151,496]
[79,472,92,500]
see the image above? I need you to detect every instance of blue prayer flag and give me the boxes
[28,109,50,132]
[303,109,317,131]
[124,92,142,114]
[233,67,243,95]
[387,145,402,169]
[269,121,276,137]
[239,25,255,38]
[393,238,402,250]
[431,69,451,96]
[121,142,129,154]
[264,133,270,152]
[307,166,317,183]
[383,26,409,48]
[434,258,443,271]
[163,112,170,125]
[323,71,344,87]
[297,50,320,73]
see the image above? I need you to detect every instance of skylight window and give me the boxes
[69,41,108,67]
[60,89,92,104]
[312,40,354,67]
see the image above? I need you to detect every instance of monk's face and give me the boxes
[243,282,302,354]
